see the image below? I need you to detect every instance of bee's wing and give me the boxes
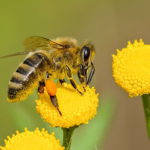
[0,36,50,59]
[0,51,29,59]
[24,36,69,51]
[0,36,67,59]
[24,36,51,51]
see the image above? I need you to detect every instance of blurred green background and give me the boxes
[0,0,150,149]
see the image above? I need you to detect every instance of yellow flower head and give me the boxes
[112,39,150,97]
[0,128,64,150]
[36,83,99,128]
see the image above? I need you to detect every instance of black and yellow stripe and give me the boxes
[8,52,50,101]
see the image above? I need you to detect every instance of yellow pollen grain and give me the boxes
[36,83,99,128]
[112,39,150,97]
[0,128,64,150]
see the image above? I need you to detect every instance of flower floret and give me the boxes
[112,39,150,97]
[36,83,99,128]
[0,128,64,150]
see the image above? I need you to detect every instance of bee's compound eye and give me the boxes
[82,46,91,62]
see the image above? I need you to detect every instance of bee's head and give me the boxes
[77,42,95,85]
[80,42,95,65]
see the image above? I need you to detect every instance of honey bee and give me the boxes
[1,36,95,115]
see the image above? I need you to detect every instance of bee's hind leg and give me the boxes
[38,81,45,93]
[50,95,62,116]
[46,72,62,116]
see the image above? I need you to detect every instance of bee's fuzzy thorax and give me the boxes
[53,37,78,47]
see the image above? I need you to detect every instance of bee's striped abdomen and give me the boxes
[8,52,50,102]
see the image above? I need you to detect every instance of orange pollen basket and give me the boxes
[45,79,57,96]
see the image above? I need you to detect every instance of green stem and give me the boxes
[62,127,76,150]
[142,94,150,138]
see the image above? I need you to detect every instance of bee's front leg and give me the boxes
[65,65,83,95]
[77,64,87,84]
[86,62,95,85]
[77,71,86,92]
